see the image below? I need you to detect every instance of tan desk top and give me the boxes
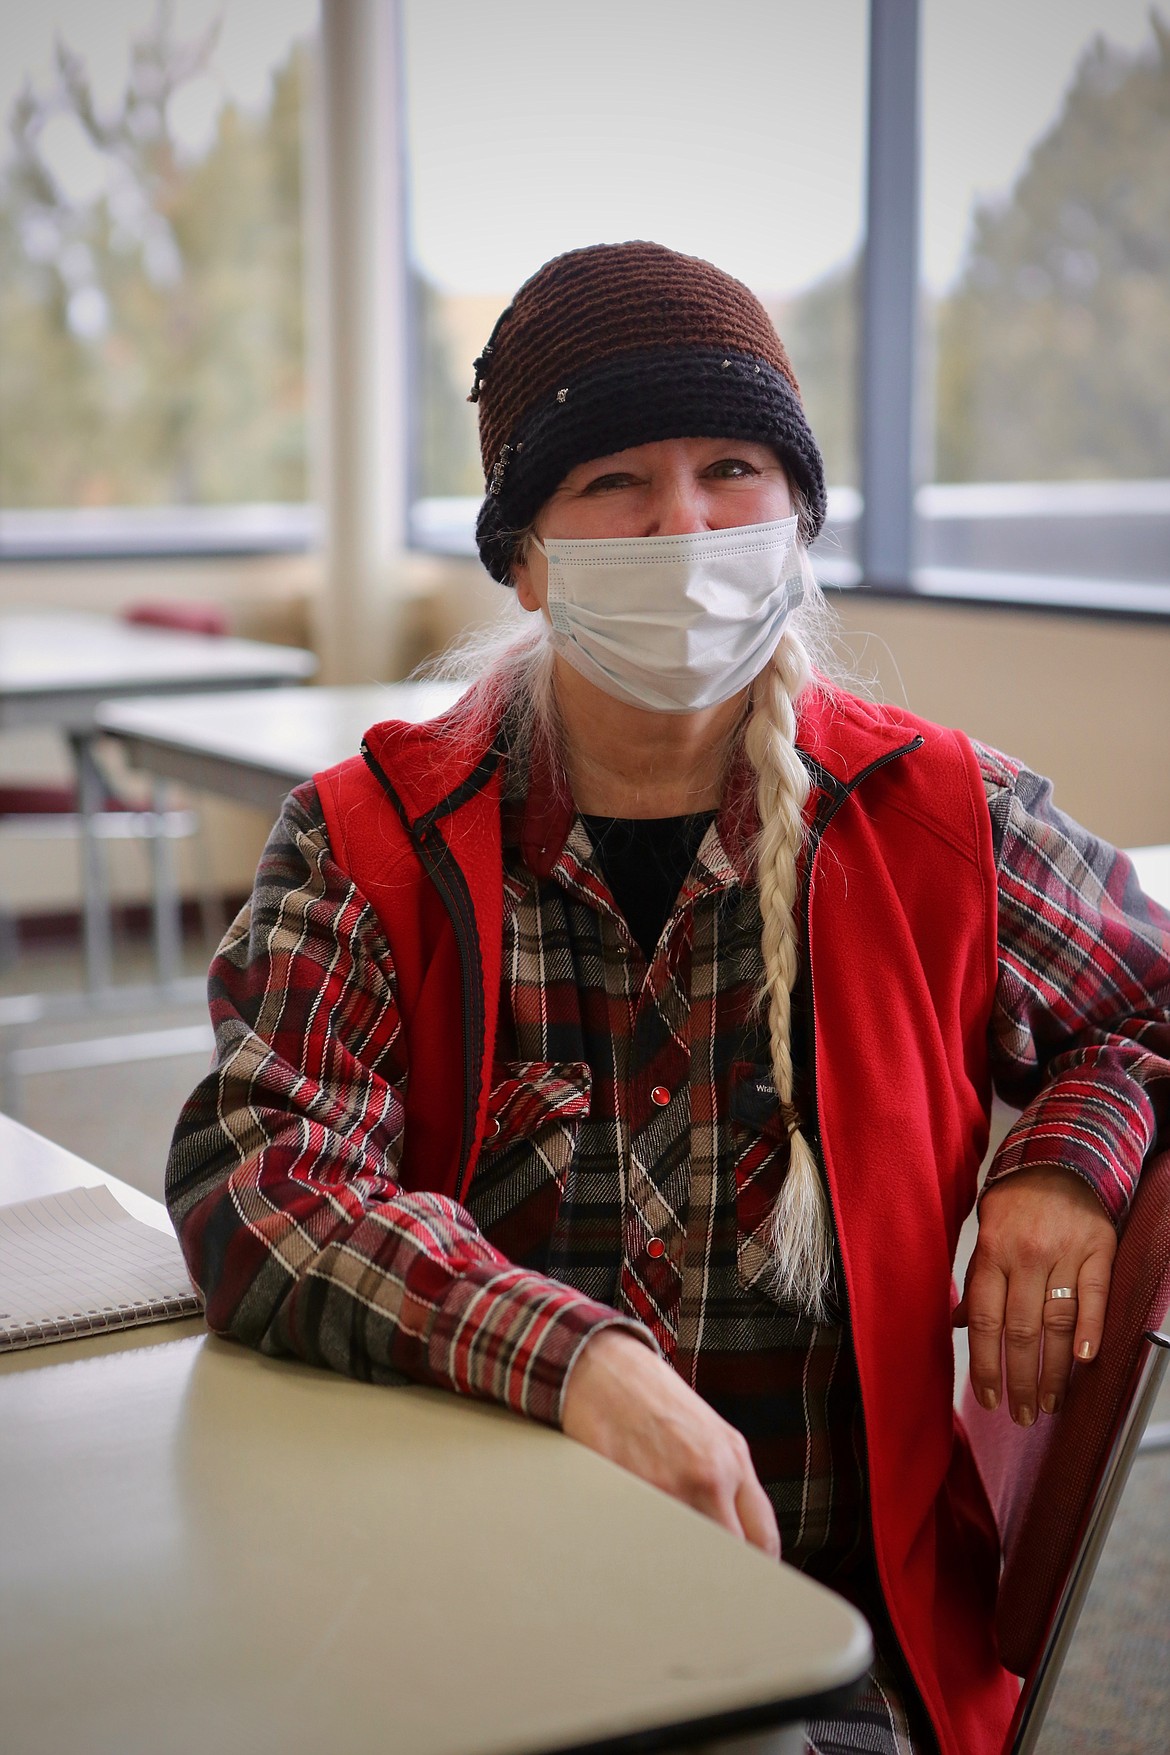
[0,1118,872,1755]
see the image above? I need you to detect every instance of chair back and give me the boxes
[0,785,77,815]
[960,1147,1170,1754]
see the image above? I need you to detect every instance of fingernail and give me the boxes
[1017,1404,1034,1428]
[1078,1341,1093,1360]
[1041,1394,1057,1415]
[980,1388,999,1411]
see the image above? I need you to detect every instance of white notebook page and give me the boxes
[0,1183,200,1347]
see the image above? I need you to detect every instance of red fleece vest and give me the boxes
[315,688,1019,1755]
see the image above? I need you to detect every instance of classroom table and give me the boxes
[0,1113,872,1755]
[96,680,463,820]
[0,613,317,989]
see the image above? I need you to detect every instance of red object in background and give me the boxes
[123,602,228,638]
[0,785,77,814]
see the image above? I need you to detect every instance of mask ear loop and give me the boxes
[536,540,572,634]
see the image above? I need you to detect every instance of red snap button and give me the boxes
[646,1237,667,1260]
[650,1085,671,1107]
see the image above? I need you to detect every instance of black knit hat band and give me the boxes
[476,346,826,584]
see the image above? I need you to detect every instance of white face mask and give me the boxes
[533,515,804,714]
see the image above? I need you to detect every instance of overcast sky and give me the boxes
[1,0,1161,297]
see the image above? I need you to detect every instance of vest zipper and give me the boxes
[360,736,502,1196]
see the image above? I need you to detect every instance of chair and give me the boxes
[960,1146,1170,1755]
[0,779,196,976]
[0,602,226,985]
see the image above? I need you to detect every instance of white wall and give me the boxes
[830,594,1170,848]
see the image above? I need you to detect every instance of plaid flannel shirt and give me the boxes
[481,734,875,1584]
[167,728,1170,1465]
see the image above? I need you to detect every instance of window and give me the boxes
[5,0,1167,610]
[0,0,318,557]
[405,0,1170,612]
[401,0,868,583]
[918,0,1170,609]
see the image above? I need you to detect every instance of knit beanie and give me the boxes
[471,240,827,584]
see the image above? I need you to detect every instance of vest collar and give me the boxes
[796,683,928,793]
[359,681,926,841]
[361,696,503,829]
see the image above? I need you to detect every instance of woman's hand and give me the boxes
[954,1165,1118,1425]
[561,1328,781,1559]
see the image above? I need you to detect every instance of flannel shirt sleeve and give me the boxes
[976,742,1170,1223]
[165,781,648,1424]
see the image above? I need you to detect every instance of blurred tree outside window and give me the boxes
[0,1,316,514]
[932,10,1170,484]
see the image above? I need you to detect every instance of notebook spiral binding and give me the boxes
[0,1289,202,1351]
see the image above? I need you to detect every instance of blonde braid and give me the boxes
[743,627,834,1321]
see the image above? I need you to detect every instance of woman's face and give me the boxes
[512,435,793,615]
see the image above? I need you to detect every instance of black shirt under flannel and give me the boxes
[465,734,872,1588]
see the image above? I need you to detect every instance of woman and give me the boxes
[167,242,1170,1755]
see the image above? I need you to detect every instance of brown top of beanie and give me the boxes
[475,241,803,477]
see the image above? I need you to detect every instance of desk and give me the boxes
[1129,843,1170,912]
[0,1116,871,1755]
[0,613,317,734]
[97,681,464,820]
[0,613,317,988]
[0,1109,183,1230]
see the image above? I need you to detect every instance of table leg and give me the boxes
[0,1028,24,1120]
[148,780,183,986]
[68,731,114,992]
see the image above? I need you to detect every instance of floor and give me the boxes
[2,932,1167,1754]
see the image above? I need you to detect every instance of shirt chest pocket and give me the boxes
[465,1061,592,1270]
[730,1061,793,1304]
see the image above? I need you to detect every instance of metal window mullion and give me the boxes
[860,0,921,591]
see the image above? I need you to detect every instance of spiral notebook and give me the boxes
[0,1182,202,1351]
